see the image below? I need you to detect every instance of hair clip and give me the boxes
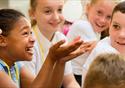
[0,28,2,34]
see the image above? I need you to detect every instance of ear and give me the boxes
[0,35,7,47]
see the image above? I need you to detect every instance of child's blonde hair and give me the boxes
[90,0,120,5]
[84,53,125,88]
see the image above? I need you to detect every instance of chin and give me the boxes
[22,56,32,61]
[26,57,32,61]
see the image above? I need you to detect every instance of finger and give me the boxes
[73,36,81,42]
[61,40,83,55]
[68,36,81,45]
[55,40,83,59]
[60,50,84,63]
[51,40,65,50]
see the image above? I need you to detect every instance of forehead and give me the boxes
[12,17,31,31]
[91,0,115,14]
[112,11,125,24]
[36,0,64,8]
[93,0,115,8]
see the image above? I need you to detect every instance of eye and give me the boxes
[22,31,29,36]
[22,30,32,37]
[58,8,62,13]
[112,24,120,30]
[44,9,52,15]
[30,31,33,35]
[106,15,111,20]
[97,10,103,16]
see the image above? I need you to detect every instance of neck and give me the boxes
[35,25,56,41]
[40,29,55,41]
[0,51,14,67]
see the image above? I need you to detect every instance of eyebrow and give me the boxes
[42,5,63,9]
[112,21,120,25]
[19,26,30,32]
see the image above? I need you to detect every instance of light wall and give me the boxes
[0,0,89,21]
[9,0,29,18]
[0,0,8,8]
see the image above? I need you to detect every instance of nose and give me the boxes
[52,12,60,21]
[29,35,35,44]
[119,28,125,39]
[99,16,107,25]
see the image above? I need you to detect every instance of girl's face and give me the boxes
[86,0,115,33]
[6,17,35,61]
[31,0,64,34]
[109,11,125,55]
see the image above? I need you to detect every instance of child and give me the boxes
[0,8,85,88]
[24,0,84,87]
[83,1,125,85]
[66,0,117,85]
[84,53,125,88]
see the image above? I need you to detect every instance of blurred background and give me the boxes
[0,0,122,21]
[0,0,90,22]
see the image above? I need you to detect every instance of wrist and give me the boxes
[46,55,57,65]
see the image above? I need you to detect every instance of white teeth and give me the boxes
[26,47,33,54]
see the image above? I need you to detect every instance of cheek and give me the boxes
[109,30,116,39]
[60,15,64,20]
[36,14,47,24]
[15,41,25,49]
[106,19,111,26]
[107,22,110,27]
[87,14,93,22]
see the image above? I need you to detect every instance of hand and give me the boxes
[47,37,85,63]
[83,41,97,53]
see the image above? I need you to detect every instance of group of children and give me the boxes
[0,0,125,88]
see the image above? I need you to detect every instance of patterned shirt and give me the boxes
[0,60,22,88]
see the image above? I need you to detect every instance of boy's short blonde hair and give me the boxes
[84,53,125,88]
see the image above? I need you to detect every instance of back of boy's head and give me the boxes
[0,9,25,36]
[111,1,125,20]
[84,53,125,88]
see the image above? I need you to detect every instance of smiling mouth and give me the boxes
[116,41,125,45]
[95,22,105,28]
[26,47,33,55]
[50,23,59,27]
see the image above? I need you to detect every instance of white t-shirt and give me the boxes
[82,37,119,87]
[67,19,100,75]
[23,27,72,76]
[83,37,118,71]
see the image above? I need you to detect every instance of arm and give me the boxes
[20,40,65,88]
[0,71,17,88]
[47,61,65,88]
[20,66,35,88]
[31,40,66,88]
[82,68,87,88]
[20,37,85,88]
[47,37,86,88]
[63,74,80,88]
[31,38,85,88]
[31,55,56,88]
